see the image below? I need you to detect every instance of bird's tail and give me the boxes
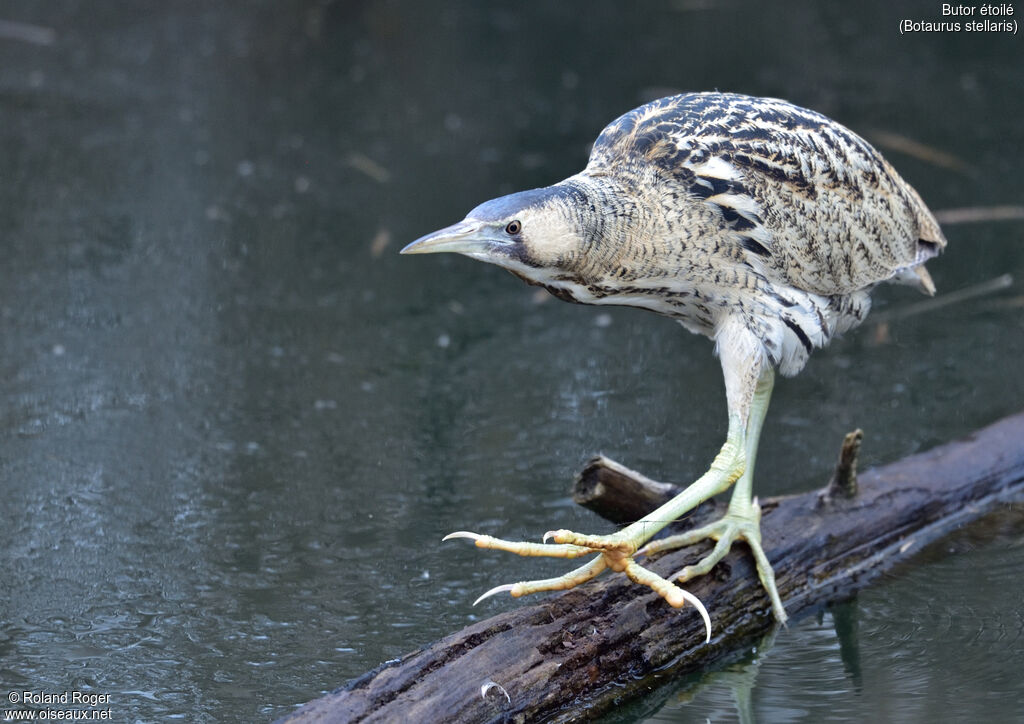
[892,264,937,296]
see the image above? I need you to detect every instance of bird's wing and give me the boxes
[586,93,945,297]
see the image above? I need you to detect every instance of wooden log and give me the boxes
[279,411,1024,724]
[574,426,868,523]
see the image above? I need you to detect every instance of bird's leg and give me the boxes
[443,409,747,633]
[443,317,785,632]
[639,366,788,623]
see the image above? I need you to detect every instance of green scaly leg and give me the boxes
[444,408,749,642]
[639,369,787,623]
[444,320,787,635]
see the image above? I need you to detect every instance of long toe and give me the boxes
[443,530,596,558]
[621,559,712,642]
[472,555,609,603]
[642,509,788,623]
[673,529,737,582]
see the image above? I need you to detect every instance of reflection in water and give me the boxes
[617,508,1024,723]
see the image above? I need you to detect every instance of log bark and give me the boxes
[280,411,1024,724]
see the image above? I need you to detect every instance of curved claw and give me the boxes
[473,583,517,606]
[443,531,482,542]
[678,587,712,644]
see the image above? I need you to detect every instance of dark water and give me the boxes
[1,1,1021,721]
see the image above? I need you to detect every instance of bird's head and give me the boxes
[401,183,595,283]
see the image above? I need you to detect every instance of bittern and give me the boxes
[402,93,945,634]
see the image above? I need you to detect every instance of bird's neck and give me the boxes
[556,172,664,280]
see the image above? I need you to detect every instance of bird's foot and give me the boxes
[639,497,787,623]
[443,529,712,641]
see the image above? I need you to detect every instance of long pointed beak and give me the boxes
[400,220,499,256]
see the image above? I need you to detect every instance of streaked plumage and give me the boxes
[403,93,946,629]
[482,93,945,375]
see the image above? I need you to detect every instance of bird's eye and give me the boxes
[505,220,522,235]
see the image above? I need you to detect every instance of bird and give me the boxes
[401,92,946,636]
